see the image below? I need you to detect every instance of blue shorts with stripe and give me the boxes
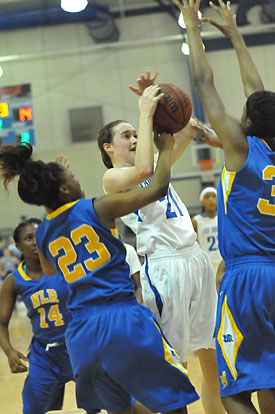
[215,256,275,397]
[66,297,199,413]
[22,338,74,414]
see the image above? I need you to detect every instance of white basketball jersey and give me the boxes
[121,179,197,257]
[125,243,141,276]
[193,213,222,273]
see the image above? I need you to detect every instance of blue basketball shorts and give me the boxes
[22,338,74,414]
[215,256,275,398]
[65,300,199,413]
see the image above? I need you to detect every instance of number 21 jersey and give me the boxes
[121,181,197,257]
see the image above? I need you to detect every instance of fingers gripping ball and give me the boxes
[153,83,192,134]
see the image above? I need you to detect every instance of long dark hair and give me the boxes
[245,90,275,150]
[97,120,125,168]
[0,143,65,210]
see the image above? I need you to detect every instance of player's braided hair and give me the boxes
[0,143,65,209]
[246,90,275,150]
[97,120,125,168]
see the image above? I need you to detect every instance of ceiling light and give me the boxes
[181,39,205,55]
[61,0,88,13]
[181,41,190,55]
[178,10,202,29]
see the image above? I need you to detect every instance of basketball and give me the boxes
[153,83,192,134]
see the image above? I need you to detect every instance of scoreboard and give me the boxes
[0,83,35,146]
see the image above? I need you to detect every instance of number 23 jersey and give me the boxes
[36,198,134,312]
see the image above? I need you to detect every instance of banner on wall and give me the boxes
[0,83,35,146]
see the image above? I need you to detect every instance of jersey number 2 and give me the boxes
[160,188,184,219]
[49,224,111,283]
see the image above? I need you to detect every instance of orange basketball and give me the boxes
[153,83,192,134]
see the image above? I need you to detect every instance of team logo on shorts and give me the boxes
[220,371,228,388]
[217,294,243,380]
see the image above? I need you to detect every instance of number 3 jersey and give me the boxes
[217,136,275,260]
[121,181,197,257]
[13,262,71,344]
[36,198,134,313]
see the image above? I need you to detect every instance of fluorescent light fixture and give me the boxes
[178,10,202,29]
[181,39,205,55]
[0,65,3,77]
[181,41,190,55]
[61,0,88,13]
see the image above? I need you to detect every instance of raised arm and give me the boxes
[0,274,29,373]
[129,70,208,166]
[171,117,208,164]
[103,85,163,193]
[206,0,264,97]
[95,132,174,228]
[173,0,247,171]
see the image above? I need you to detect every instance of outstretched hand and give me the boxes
[172,0,202,27]
[129,70,159,96]
[201,1,238,37]
[193,120,223,148]
[54,154,70,169]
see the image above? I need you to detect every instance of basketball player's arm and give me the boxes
[193,122,223,149]
[37,248,57,276]
[169,117,208,165]
[173,0,248,172]
[170,117,223,163]
[131,271,143,304]
[103,85,164,194]
[216,259,225,292]
[192,218,198,233]
[0,274,29,373]
[95,133,174,228]
[205,1,264,97]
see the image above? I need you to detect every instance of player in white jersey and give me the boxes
[97,72,225,414]
[192,187,222,274]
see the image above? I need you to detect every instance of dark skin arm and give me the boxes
[39,132,175,275]
[0,274,29,373]
[173,0,248,172]
[131,271,143,304]
[216,259,225,293]
[192,217,198,233]
[204,1,264,98]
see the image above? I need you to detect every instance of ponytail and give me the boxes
[0,142,33,189]
[0,143,65,209]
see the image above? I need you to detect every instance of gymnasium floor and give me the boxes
[0,303,260,414]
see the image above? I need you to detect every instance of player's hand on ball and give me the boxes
[129,69,160,96]
[138,85,164,118]
[154,132,175,153]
